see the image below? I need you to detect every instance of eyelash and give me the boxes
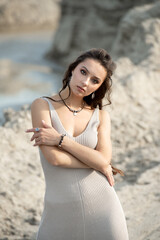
[80,69,86,75]
[80,69,99,84]
[92,79,99,84]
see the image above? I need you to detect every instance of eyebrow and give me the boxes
[82,66,101,81]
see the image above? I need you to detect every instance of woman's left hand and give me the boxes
[26,120,61,146]
[102,164,115,187]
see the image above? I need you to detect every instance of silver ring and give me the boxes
[35,127,40,132]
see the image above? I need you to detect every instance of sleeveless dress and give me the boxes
[36,97,129,240]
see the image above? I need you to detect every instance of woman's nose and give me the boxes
[81,77,90,86]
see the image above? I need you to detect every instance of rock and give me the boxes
[47,0,160,65]
[1,98,160,239]
[1,0,160,239]
[0,0,61,31]
[112,3,160,66]
[0,114,44,238]
[143,134,153,143]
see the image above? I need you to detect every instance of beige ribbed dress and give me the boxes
[36,97,129,240]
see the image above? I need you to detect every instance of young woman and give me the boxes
[26,48,129,240]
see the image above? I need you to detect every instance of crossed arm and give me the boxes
[26,98,114,185]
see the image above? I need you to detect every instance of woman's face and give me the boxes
[69,58,107,98]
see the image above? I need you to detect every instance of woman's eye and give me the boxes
[92,79,99,84]
[80,69,86,75]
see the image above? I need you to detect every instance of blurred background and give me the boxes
[0,0,160,239]
[0,0,62,123]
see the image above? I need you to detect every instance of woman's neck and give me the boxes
[59,87,85,109]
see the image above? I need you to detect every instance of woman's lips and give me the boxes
[77,86,85,92]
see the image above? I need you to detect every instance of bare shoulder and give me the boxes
[31,97,49,111]
[96,109,112,151]
[30,97,52,128]
[99,109,111,126]
[31,97,47,106]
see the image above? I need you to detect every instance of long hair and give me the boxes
[43,48,124,176]
[59,48,116,109]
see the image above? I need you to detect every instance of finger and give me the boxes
[33,138,41,146]
[110,173,115,185]
[26,128,36,133]
[30,136,34,141]
[106,174,114,187]
[108,177,113,186]
[30,134,35,141]
[33,143,39,146]
[30,133,39,141]
[33,142,41,146]
[111,176,115,186]
[35,137,41,143]
[26,128,41,133]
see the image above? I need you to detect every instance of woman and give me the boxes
[26,48,129,240]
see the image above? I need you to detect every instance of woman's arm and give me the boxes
[29,98,91,168]
[28,98,114,185]
[42,146,91,168]
[59,109,112,174]
[29,99,112,173]
[29,99,111,171]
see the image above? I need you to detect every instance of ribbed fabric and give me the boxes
[36,97,129,240]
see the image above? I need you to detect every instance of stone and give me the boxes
[0,0,61,31]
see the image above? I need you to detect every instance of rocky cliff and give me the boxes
[0,0,61,31]
[47,0,159,64]
[0,1,160,239]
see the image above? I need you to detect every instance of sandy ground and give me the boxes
[0,3,160,237]
[0,103,159,240]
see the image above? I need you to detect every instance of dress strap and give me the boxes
[40,96,55,121]
[95,108,100,124]
[40,96,54,110]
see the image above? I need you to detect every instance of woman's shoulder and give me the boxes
[31,94,62,113]
[31,94,58,104]
[31,97,46,106]
[98,108,111,125]
[30,97,51,111]
[99,108,110,117]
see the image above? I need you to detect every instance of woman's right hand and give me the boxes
[26,120,61,147]
[102,164,115,187]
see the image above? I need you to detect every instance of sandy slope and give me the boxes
[0,99,159,239]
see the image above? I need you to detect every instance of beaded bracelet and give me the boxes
[58,133,66,148]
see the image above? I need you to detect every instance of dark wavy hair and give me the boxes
[43,48,124,176]
[59,48,116,109]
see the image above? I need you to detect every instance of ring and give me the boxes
[35,127,40,132]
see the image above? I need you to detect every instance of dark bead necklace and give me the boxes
[58,92,85,116]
